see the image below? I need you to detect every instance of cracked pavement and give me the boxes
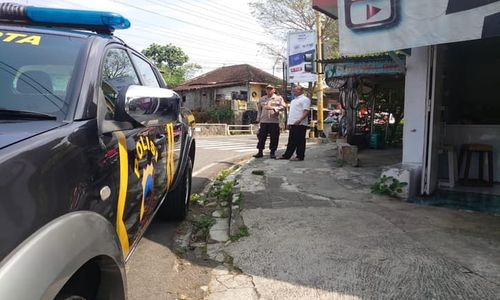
[204,143,500,299]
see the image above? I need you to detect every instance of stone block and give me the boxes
[338,143,358,167]
[230,205,243,237]
[380,163,422,199]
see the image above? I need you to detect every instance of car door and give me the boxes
[99,47,170,255]
[129,52,183,202]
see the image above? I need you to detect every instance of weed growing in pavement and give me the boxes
[230,225,249,242]
[216,169,231,182]
[371,175,408,197]
[234,193,243,205]
[215,165,241,182]
[220,208,230,218]
[191,215,216,230]
[190,193,203,204]
[213,181,235,201]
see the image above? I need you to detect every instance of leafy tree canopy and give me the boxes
[249,0,339,59]
[142,43,188,69]
[142,43,201,88]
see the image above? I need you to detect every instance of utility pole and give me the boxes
[315,11,324,136]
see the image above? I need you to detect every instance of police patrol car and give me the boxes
[0,3,196,299]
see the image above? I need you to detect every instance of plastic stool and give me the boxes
[438,145,458,188]
[458,144,494,187]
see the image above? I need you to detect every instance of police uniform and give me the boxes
[255,92,285,157]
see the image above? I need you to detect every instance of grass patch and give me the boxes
[230,225,249,242]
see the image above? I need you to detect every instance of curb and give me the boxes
[172,163,252,298]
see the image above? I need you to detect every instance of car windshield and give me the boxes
[0,28,86,120]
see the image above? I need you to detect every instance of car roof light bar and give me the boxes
[0,2,130,33]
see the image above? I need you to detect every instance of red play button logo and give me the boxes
[366,4,381,20]
[347,0,396,29]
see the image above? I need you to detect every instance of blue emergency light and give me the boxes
[0,2,130,33]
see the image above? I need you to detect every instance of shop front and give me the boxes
[314,0,500,210]
[418,37,500,212]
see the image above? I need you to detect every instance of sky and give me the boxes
[18,0,283,78]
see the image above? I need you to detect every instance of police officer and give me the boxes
[253,84,286,159]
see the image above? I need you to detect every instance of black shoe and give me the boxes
[270,153,276,159]
[253,152,263,158]
[277,156,290,160]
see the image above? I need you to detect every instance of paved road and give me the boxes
[126,134,288,299]
[192,134,290,187]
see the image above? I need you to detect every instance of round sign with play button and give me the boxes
[345,0,399,30]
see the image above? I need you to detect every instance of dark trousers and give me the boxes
[282,125,308,159]
[256,123,280,152]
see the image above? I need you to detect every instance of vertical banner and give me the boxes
[287,30,317,83]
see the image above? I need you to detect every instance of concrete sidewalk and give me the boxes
[206,143,500,300]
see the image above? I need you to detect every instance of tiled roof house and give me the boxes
[174,64,282,114]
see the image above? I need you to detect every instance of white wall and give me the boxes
[402,47,430,165]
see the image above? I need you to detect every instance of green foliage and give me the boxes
[191,106,236,124]
[206,106,234,124]
[216,169,232,182]
[141,43,201,88]
[214,181,235,201]
[158,66,184,88]
[365,84,405,147]
[142,43,188,69]
[190,193,202,204]
[192,215,216,230]
[371,175,408,197]
[230,225,249,242]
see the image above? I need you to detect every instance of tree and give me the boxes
[103,50,134,79]
[249,0,339,60]
[142,43,188,69]
[142,43,201,88]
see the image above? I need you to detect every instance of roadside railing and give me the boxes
[227,124,254,135]
[194,123,257,136]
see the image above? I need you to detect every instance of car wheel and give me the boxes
[159,159,192,221]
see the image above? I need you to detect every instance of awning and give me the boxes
[312,0,338,20]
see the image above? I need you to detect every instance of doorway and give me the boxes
[417,37,500,213]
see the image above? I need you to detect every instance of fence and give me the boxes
[227,124,255,135]
[194,123,257,136]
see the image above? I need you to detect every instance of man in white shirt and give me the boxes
[279,85,311,161]
[253,84,286,159]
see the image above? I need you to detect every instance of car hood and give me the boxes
[0,120,64,150]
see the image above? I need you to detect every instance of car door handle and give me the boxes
[155,134,166,144]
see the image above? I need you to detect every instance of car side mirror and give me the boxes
[116,85,180,127]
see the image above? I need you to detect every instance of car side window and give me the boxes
[131,54,161,88]
[102,48,140,120]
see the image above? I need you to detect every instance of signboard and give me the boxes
[334,0,500,55]
[324,59,405,78]
[287,30,317,83]
[324,57,405,87]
